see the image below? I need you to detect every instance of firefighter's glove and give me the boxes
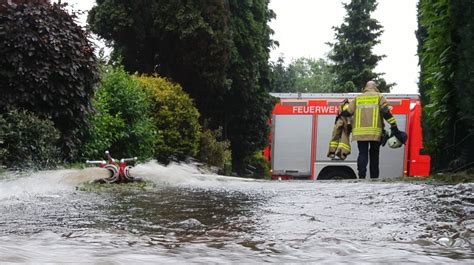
[347,124,352,134]
[390,126,400,137]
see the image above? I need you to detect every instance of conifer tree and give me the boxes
[225,0,276,173]
[328,0,392,92]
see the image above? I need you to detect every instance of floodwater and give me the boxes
[0,162,472,263]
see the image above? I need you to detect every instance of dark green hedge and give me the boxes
[0,109,61,170]
[0,1,99,160]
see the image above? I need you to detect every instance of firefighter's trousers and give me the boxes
[327,116,351,160]
[357,141,380,179]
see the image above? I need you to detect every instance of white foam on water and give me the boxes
[130,160,261,187]
[0,161,262,200]
[0,168,110,200]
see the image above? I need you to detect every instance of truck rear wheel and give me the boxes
[318,167,356,180]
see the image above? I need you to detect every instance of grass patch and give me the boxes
[382,170,474,184]
[77,180,155,192]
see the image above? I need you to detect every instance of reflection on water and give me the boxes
[0,161,473,263]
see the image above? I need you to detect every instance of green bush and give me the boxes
[198,126,231,169]
[136,75,201,163]
[0,1,99,160]
[243,152,271,179]
[82,66,156,160]
[0,109,61,170]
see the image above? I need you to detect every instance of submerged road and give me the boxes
[0,163,473,263]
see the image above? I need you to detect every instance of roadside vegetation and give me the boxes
[417,0,474,173]
[383,170,474,184]
[0,0,264,177]
[77,181,151,192]
[87,0,275,175]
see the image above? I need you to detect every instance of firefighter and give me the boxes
[327,99,351,160]
[341,80,401,179]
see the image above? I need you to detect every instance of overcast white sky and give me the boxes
[60,0,419,94]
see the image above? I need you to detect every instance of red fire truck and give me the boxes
[263,93,431,180]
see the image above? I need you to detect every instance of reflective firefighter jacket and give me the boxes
[327,99,351,160]
[345,87,397,142]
